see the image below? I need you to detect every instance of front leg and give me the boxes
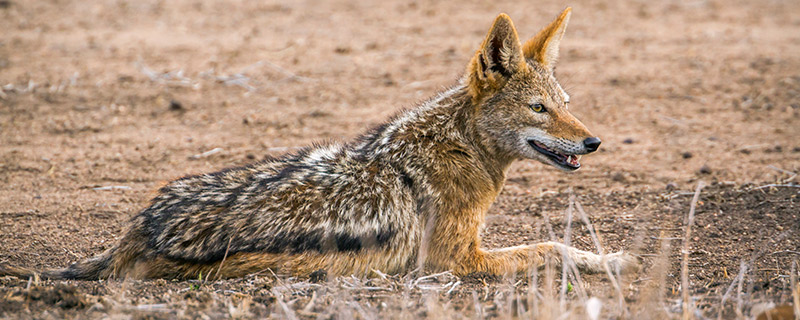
[423,178,638,277]
[423,209,638,276]
[466,242,639,276]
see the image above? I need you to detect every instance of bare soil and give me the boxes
[1,0,799,318]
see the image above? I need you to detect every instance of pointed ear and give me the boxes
[467,13,526,98]
[523,7,572,72]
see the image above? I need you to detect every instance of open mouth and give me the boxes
[527,140,581,170]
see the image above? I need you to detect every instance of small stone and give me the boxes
[622,138,634,144]
[382,73,396,86]
[169,100,184,111]
[334,46,352,54]
[698,165,712,175]
[666,183,678,191]
[682,152,693,159]
[612,172,626,182]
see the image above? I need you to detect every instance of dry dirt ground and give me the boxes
[1,0,799,319]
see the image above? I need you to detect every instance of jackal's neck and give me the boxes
[355,82,513,192]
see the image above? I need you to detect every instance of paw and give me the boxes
[603,251,640,274]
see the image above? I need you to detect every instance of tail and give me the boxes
[0,249,114,280]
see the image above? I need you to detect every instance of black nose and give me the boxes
[583,137,601,152]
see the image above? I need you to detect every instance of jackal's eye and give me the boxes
[529,103,546,113]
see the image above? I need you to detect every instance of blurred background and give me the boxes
[2,0,798,192]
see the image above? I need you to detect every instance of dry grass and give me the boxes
[2,186,797,319]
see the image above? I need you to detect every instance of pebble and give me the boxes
[169,100,184,111]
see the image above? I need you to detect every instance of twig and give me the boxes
[275,293,299,320]
[216,74,257,91]
[601,259,625,317]
[769,250,800,256]
[260,60,311,82]
[575,200,604,254]
[342,285,392,291]
[190,148,224,159]
[212,234,235,281]
[767,165,797,182]
[664,191,697,199]
[472,291,484,319]
[560,194,574,311]
[529,264,539,317]
[126,304,171,312]
[659,115,686,126]
[682,181,705,320]
[736,264,746,318]
[302,291,317,313]
[575,197,625,313]
[413,270,452,286]
[650,236,683,240]
[371,268,389,280]
[718,260,747,320]
[446,281,461,295]
[753,183,800,190]
[92,186,131,191]
[559,193,589,310]
[347,301,375,320]
[135,62,195,87]
[791,260,799,320]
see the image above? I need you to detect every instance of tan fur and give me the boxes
[467,13,527,102]
[523,7,572,71]
[0,8,638,281]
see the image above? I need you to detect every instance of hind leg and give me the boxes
[129,249,413,280]
[121,253,283,280]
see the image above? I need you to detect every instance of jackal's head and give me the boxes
[466,9,600,171]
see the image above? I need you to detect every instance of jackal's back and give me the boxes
[135,142,421,270]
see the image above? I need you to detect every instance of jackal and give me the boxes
[2,8,637,280]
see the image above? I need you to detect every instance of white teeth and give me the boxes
[530,140,581,167]
[568,155,579,166]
